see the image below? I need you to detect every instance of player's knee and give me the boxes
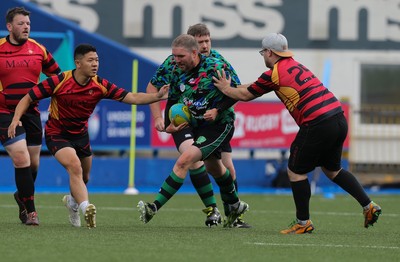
[12,151,31,168]
[287,168,307,182]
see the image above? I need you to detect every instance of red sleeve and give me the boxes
[96,76,129,101]
[42,49,62,76]
[29,73,65,101]
[247,70,278,97]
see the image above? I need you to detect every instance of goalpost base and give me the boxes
[124,187,139,195]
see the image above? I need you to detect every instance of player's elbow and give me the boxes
[24,94,34,104]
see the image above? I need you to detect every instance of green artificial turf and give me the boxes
[0,193,398,262]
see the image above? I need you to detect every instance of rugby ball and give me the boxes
[169,103,191,126]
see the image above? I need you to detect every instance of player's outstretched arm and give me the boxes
[213,70,255,101]
[146,82,165,132]
[123,85,169,105]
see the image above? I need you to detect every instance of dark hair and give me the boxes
[74,44,97,60]
[6,7,30,23]
[171,34,199,52]
[187,23,210,37]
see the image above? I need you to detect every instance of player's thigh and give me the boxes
[193,123,234,160]
[320,113,348,171]
[178,139,195,153]
[288,125,323,174]
[54,147,81,170]
[289,114,347,174]
[172,127,194,152]
[4,139,30,167]
[172,127,203,168]
[0,113,26,147]
[27,145,41,169]
[175,146,202,170]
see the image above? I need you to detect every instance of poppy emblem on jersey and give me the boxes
[180,84,185,92]
[196,136,206,144]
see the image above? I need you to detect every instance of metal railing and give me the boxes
[350,104,400,174]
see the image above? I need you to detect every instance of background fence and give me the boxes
[349,104,400,187]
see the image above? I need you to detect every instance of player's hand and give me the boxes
[157,84,169,100]
[154,116,165,132]
[213,69,232,91]
[8,120,22,139]
[204,108,218,121]
[165,119,188,133]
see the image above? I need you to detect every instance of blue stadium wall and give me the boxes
[0,0,345,194]
[0,156,343,194]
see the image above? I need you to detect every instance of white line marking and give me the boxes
[247,242,399,250]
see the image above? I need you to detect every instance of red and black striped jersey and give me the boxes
[248,57,342,126]
[28,70,129,136]
[0,36,61,115]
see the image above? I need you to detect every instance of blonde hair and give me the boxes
[171,34,199,52]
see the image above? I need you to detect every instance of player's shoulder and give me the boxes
[278,57,296,65]
[50,70,70,85]
[92,74,105,85]
[211,49,234,66]
[0,37,7,46]
[203,54,222,64]
[202,55,227,72]
[156,54,176,73]
[160,54,175,66]
[209,49,224,59]
[274,57,297,71]
[26,38,47,53]
[27,38,43,47]
[62,70,73,79]
[92,74,118,90]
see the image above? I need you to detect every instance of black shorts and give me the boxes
[21,113,43,146]
[288,113,347,174]
[172,125,232,153]
[191,123,234,160]
[45,132,92,158]
[0,113,26,146]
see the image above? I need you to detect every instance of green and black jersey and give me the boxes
[169,55,239,127]
[150,50,240,128]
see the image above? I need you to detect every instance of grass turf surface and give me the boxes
[0,193,399,262]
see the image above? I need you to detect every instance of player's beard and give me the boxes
[12,31,29,44]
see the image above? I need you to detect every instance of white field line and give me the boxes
[246,242,399,250]
[0,204,398,218]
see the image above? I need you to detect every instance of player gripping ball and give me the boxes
[169,103,191,126]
